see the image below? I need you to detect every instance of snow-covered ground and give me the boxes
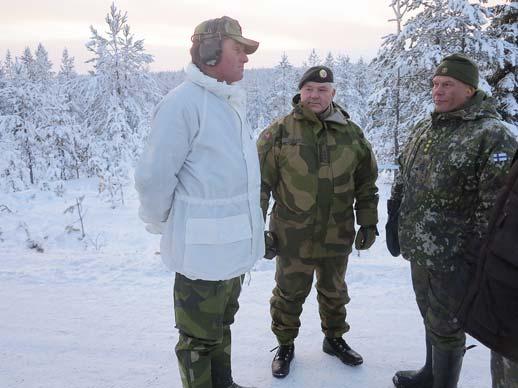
[0,174,492,388]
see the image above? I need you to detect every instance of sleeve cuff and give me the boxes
[356,209,378,226]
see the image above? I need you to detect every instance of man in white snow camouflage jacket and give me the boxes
[135,16,263,388]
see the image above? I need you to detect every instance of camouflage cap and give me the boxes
[434,53,479,88]
[298,66,334,89]
[192,16,259,55]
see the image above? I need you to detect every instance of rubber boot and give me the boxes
[431,346,464,388]
[393,335,433,387]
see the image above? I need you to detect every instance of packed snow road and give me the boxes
[0,178,491,387]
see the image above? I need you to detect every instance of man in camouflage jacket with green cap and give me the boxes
[388,53,518,388]
[257,65,379,378]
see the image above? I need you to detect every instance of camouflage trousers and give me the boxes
[174,273,243,388]
[270,255,350,345]
[491,351,518,388]
[411,261,467,351]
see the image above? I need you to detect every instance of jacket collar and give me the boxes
[185,63,247,117]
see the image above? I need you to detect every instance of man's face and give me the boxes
[300,82,336,114]
[432,76,475,113]
[212,38,248,84]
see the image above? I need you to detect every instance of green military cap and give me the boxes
[434,53,479,88]
[298,66,334,89]
[192,16,259,55]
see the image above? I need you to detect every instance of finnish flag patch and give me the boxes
[492,152,509,163]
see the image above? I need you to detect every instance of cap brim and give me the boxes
[229,35,259,54]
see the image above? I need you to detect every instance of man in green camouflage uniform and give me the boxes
[257,66,379,378]
[388,54,517,388]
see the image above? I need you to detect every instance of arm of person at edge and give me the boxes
[469,128,518,252]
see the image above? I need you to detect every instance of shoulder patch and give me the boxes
[257,128,275,152]
[492,152,509,164]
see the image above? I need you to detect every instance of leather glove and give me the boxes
[385,198,401,257]
[354,225,378,250]
[264,231,279,260]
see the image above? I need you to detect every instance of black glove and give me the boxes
[264,231,279,260]
[354,225,379,250]
[385,198,401,257]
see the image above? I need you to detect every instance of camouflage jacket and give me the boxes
[391,91,517,271]
[257,96,378,259]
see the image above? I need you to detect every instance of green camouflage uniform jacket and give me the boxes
[391,91,517,271]
[257,95,378,259]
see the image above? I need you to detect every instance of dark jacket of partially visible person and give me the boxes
[458,149,518,362]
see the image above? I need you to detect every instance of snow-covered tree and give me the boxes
[19,47,36,81]
[58,48,77,81]
[0,76,45,186]
[333,55,371,128]
[486,1,518,126]
[267,53,299,122]
[84,2,160,201]
[334,54,355,109]
[2,50,13,80]
[324,52,335,71]
[34,43,53,82]
[306,49,321,68]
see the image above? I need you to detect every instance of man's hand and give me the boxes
[354,225,378,250]
[264,231,279,260]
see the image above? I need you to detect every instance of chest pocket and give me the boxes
[429,144,473,197]
[278,137,314,172]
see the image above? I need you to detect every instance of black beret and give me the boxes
[298,66,334,89]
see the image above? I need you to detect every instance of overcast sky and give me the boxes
[0,0,506,73]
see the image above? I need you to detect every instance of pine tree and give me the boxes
[3,50,13,80]
[267,52,298,122]
[84,2,160,202]
[306,49,321,68]
[334,54,355,111]
[58,48,77,81]
[324,52,335,71]
[366,0,413,164]
[19,47,36,81]
[34,43,53,82]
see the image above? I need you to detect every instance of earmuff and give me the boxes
[193,19,224,66]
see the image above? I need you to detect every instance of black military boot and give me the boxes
[431,346,464,388]
[323,337,363,366]
[271,344,295,378]
[393,335,433,388]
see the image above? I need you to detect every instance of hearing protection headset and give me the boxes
[191,18,225,66]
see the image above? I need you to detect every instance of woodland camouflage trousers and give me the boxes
[270,255,350,345]
[174,273,242,388]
